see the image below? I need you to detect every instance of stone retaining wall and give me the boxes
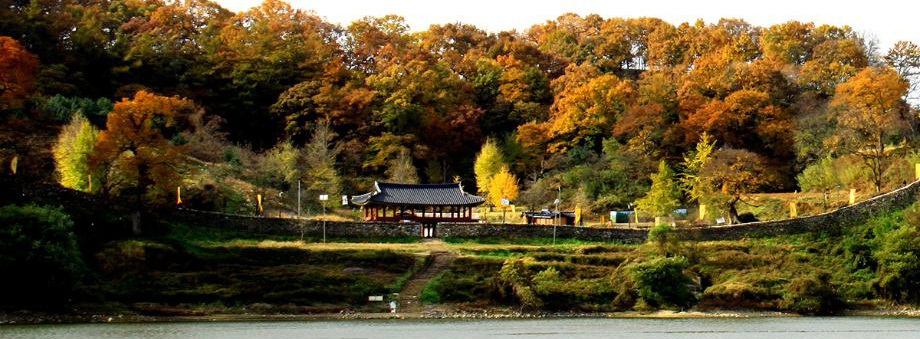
[170,209,421,238]
[437,222,648,243]
[440,180,920,243]
[172,180,920,243]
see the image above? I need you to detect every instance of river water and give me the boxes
[3,317,920,338]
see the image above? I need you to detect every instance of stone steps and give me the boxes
[397,251,454,313]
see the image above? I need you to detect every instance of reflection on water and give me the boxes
[3,317,920,339]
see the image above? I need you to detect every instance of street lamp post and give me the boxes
[319,194,329,243]
[553,198,560,246]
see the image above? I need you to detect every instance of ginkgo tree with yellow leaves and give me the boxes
[489,166,520,210]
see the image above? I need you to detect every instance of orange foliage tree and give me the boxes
[700,148,775,224]
[0,36,39,111]
[90,91,196,207]
[831,67,909,192]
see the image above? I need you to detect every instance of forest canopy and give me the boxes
[2,0,919,213]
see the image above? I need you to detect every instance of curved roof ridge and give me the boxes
[351,181,485,206]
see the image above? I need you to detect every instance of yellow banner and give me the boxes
[849,189,856,205]
[176,186,183,205]
[257,194,263,213]
[916,163,920,181]
[789,201,797,218]
[699,204,706,221]
[574,206,582,225]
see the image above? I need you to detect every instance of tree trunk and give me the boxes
[822,190,828,210]
[131,210,142,235]
[875,133,884,192]
[727,197,741,224]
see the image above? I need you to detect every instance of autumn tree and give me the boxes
[700,148,774,224]
[489,166,519,208]
[474,138,505,197]
[263,141,301,188]
[797,156,840,209]
[886,41,920,102]
[831,67,909,192]
[302,121,343,196]
[90,91,196,233]
[0,36,39,111]
[387,149,418,184]
[680,133,717,206]
[53,114,99,192]
[636,160,681,218]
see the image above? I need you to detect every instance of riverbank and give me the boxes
[11,307,920,325]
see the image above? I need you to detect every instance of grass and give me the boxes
[80,200,920,314]
[442,236,615,246]
[418,271,445,303]
[94,224,423,311]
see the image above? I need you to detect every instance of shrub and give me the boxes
[782,272,841,314]
[494,259,543,309]
[0,204,86,306]
[628,256,695,309]
[647,224,679,255]
[874,220,920,303]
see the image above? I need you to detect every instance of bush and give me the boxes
[628,256,695,309]
[494,259,543,309]
[647,224,679,255]
[0,204,86,306]
[874,220,920,303]
[782,272,841,314]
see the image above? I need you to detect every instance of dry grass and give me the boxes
[212,240,432,253]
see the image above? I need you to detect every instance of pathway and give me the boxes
[397,239,455,314]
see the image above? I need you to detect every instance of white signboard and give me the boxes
[500,198,510,206]
[319,194,329,201]
[342,195,348,206]
[716,217,726,224]
[368,295,383,301]
[553,198,561,205]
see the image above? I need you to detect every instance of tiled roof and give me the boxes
[351,182,485,206]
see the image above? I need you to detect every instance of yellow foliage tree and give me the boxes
[474,138,504,197]
[489,166,519,209]
[53,114,98,192]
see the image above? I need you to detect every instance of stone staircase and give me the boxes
[397,250,454,314]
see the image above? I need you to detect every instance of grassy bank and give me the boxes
[4,199,920,321]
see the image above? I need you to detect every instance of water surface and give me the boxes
[4,317,920,338]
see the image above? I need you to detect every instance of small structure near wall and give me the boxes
[351,182,485,237]
[522,210,577,225]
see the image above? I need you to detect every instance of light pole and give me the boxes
[319,194,329,243]
[627,203,634,227]
[553,198,560,246]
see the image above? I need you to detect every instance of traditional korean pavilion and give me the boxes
[351,182,485,226]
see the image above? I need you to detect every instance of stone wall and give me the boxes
[437,222,648,243]
[148,179,920,242]
[681,179,920,241]
[170,209,421,238]
[440,180,920,243]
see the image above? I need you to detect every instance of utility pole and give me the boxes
[297,180,301,218]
